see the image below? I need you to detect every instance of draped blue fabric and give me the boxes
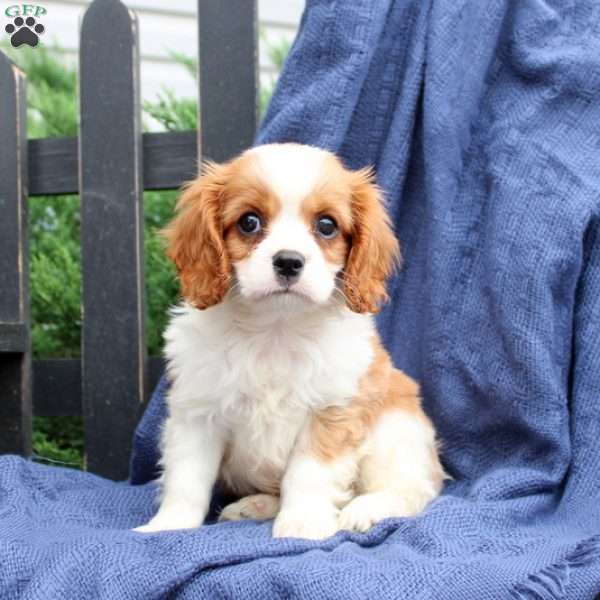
[2,1,600,597]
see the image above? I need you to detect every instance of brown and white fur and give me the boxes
[135,143,445,539]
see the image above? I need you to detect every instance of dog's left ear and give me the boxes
[162,162,232,309]
[344,168,400,314]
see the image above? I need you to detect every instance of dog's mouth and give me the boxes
[272,287,304,298]
[231,273,321,306]
[267,284,313,303]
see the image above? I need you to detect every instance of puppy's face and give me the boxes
[163,144,399,313]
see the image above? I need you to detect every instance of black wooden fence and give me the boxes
[0,0,258,480]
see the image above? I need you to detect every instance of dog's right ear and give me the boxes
[162,162,232,309]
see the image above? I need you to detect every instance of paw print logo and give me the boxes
[5,16,45,48]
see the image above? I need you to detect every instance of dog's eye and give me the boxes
[238,212,262,235]
[315,215,338,239]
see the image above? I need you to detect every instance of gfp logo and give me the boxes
[4,4,46,47]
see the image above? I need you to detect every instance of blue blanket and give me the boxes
[3,0,600,597]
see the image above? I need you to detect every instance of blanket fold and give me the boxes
[2,0,600,597]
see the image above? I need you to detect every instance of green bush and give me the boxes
[3,44,181,362]
[3,36,289,468]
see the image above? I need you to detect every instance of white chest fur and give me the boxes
[163,298,375,493]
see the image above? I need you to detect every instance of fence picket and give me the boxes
[79,0,146,480]
[198,0,258,163]
[0,53,31,456]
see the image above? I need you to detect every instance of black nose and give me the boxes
[273,250,305,283]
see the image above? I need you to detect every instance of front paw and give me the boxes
[338,492,410,533]
[134,507,205,533]
[273,506,340,540]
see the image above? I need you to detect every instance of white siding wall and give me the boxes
[33,0,303,118]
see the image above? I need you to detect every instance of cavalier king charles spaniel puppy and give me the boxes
[136,143,445,539]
